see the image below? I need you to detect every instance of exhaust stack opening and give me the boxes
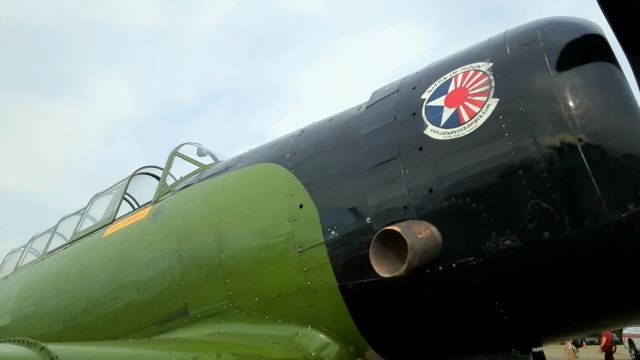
[369,220,442,277]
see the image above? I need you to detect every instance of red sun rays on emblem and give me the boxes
[444,70,491,124]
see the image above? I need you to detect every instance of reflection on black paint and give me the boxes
[555,33,619,72]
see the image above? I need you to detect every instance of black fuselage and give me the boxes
[183,17,640,359]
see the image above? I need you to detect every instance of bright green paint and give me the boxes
[0,343,42,360]
[2,319,348,359]
[0,164,369,359]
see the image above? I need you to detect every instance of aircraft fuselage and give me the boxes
[1,17,640,360]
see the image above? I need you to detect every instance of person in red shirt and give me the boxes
[600,330,617,360]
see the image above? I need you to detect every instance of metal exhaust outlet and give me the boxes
[369,220,443,278]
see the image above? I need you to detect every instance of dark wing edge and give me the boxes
[597,0,640,91]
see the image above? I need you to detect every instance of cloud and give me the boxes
[0,0,238,30]
[284,0,325,13]
[0,74,135,195]
[270,24,431,137]
[0,0,161,27]
[198,0,238,29]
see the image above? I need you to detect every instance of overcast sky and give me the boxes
[1,0,638,259]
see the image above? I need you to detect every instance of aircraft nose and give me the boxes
[509,17,640,228]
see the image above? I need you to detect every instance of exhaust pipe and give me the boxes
[369,220,442,277]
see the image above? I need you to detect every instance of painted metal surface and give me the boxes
[0,317,358,359]
[0,164,367,358]
[187,17,640,358]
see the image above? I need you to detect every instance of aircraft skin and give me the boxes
[1,16,640,360]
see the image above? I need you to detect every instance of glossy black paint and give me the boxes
[184,17,640,359]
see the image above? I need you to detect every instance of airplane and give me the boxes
[1,2,640,359]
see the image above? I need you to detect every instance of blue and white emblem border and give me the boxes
[421,62,499,140]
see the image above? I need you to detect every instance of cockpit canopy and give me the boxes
[0,143,220,279]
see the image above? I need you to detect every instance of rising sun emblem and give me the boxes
[421,62,499,140]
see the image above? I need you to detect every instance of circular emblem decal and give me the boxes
[421,62,499,140]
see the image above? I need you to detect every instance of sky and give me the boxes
[1,0,638,259]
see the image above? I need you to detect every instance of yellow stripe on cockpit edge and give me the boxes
[103,205,153,238]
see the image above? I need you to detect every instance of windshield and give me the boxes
[0,142,220,280]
